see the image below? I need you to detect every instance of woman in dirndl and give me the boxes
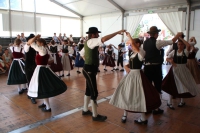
[27,35,67,112]
[162,38,199,110]
[49,40,63,76]
[186,37,200,88]
[109,32,161,125]
[75,40,84,74]
[61,40,73,76]
[102,44,116,71]
[7,39,27,94]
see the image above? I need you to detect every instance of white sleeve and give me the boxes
[24,43,30,53]
[166,45,173,56]
[156,40,173,50]
[48,50,54,61]
[87,38,102,49]
[167,50,175,58]
[189,41,196,46]
[10,46,13,52]
[80,48,85,57]
[184,49,189,57]
[137,48,146,61]
[31,43,47,56]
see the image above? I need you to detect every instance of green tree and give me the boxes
[133,24,141,38]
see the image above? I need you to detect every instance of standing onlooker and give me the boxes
[63,33,68,40]
[52,33,61,44]
[20,33,27,43]
[69,34,74,45]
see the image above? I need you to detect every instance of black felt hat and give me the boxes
[147,26,161,34]
[27,34,35,41]
[86,27,101,34]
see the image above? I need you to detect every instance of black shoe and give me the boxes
[22,88,28,91]
[92,114,107,122]
[167,103,175,110]
[115,68,119,70]
[97,70,100,72]
[38,103,46,108]
[111,69,115,71]
[104,69,107,71]
[42,107,51,112]
[77,71,81,74]
[152,108,164,115]
[66,73,70,76]
[121,116,127,123]
[82,110,92,116]
[31,98,37,104]
[120,69,124,71]
[18,89,24,94]
[178,102,186,107]
[134,119,148,124]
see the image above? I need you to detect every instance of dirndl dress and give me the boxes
[61,51,73,71]
[186,51,200,85]
[28,53,67,99]
[102,49,115,67]
[49,45,63,72]
[110,52,161,112]
[7,47,27,85]
[162,50,199,98]
[75,52,84,67]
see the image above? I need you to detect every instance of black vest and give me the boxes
[78,44,84,51]
[25,47,36,66]
[173,43,178,50]
[50,46,57,53]
[107,49,113,56]
[143,37,162,64]
[118,49,123,59]
[129,53,143,69]
[62,45,69,53]
[173,50,187,64]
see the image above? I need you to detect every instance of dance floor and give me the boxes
[0,64,200,133]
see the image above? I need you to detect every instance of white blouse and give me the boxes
[167,49,189,58]
[130,48,145,62]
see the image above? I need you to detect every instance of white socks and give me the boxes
[181,98,184,103]
[44,98,50,109]
[91,100,98,117]
[122,110,127,120]
[83,95,90,112]
[168,95,173,105]
[18,84,21,91]
[140,113,146,121]
[22,84,26,89]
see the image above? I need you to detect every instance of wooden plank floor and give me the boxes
[0,64,200,133]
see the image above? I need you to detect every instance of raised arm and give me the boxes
[27,34,41,46]
[179,37,191,51]
[101,30,126,43]
[126,32,139,52]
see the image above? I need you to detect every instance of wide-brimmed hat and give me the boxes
[147,26,161,34]
[86,27,101,34]
[27,34,35,41]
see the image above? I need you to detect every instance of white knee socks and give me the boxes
[83,95,90,112]
[140,113,146,121]
[17,84,21,91]
[91,100,97,117]
[44,98,50,109]
[168,95,173,105]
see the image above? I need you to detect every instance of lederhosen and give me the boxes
[117,49,123,67]
[143,37,163,93]
[82,41,99,102]
[25,46,37,85]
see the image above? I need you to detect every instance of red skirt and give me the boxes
[102,55,115,67]
[50,54,63,72]
[162,67,194,98]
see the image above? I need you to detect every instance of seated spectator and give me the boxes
[0,45,3,59]
[2,48,12,70]
[0,59,6,73]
